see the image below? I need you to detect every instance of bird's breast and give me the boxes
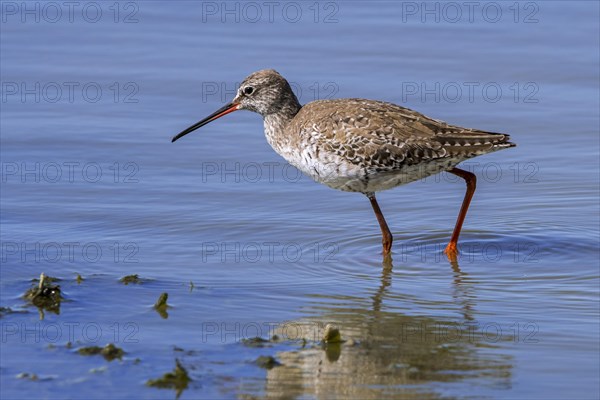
[264,129,364,191]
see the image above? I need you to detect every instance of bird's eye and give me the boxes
[244,86,254,95]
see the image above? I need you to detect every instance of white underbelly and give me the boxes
[266,132,461,194]
[286,150,461,193]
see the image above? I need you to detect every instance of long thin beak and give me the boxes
[171,102,240,143]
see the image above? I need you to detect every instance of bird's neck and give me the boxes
[262,97,302,155]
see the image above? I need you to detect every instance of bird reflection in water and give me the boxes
[253,257,512,399]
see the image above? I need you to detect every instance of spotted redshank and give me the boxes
[172,70,515,259]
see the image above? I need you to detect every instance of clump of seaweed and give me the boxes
[153,292,170,319]
[119,274,142,285]
[77,343,125,361]
[322,323,343,343]
[255,355,281,369]
[146,359,190,398]
[23,273,62,316]
[322,323,344,362]
[241,337,270,348]
[154,292,169,309]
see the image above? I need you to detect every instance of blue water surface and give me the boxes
[1,1,599,399]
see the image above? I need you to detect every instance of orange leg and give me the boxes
[367,193,393,256]
[444,168,477,258]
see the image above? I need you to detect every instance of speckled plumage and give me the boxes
[172,69,516,259]
[231,70,515,194]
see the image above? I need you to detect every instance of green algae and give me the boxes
[146,359,190,398]
[23,273,62,317]
[255,355,281,369]
[77,343,125,361]
[119,274,141,285]
[241,337,270,348]
[153,292,169,319]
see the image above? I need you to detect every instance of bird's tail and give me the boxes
[434,129,516,157]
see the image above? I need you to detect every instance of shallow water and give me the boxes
[1,1,599,399]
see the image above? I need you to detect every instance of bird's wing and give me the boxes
[293,99,514,171]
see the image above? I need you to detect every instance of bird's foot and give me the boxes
[444,242,459,262]
[382,241,392,257]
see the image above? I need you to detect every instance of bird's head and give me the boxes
[171,69,299,143]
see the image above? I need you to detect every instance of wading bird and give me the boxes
[172,70,515,260]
